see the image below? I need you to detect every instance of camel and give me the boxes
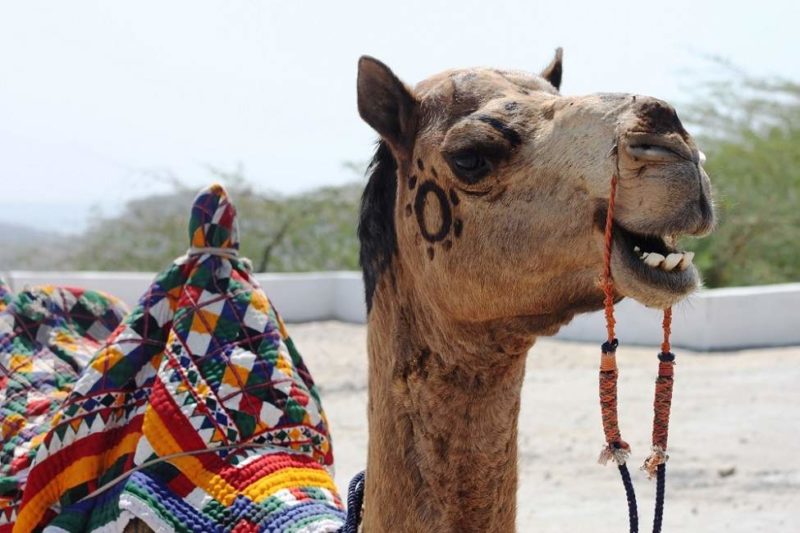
[356,49,713,531]
[1,50,714,533]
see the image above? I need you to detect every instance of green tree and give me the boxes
[682,68,800,287]
[67,173,362,273]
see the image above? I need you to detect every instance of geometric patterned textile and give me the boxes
[15,184,345,532]
[0,280,128,532]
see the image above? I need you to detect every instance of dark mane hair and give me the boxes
[358,141,398,312]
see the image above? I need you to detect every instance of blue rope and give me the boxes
[339,470,366,533]
[618,463,639,533]
[652,463,666,533]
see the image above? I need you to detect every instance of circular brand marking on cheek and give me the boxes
[414,180,452,243]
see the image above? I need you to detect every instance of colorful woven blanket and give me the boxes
[11,184,345,532]
[0,280,128,531]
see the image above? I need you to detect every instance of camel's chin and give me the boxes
[610,222,700,309]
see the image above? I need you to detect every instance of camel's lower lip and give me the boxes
[611,222,698,294]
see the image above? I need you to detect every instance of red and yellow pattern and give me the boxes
[10,185,344,532]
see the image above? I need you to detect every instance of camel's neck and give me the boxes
[361,276,537,532]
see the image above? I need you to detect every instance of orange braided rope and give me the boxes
[660,308,672,355]
[598,174,630,465]
[602,174,618,344]
[643,308,676,478]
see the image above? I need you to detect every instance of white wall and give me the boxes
[554,284,800,350]
[5,271,798,351]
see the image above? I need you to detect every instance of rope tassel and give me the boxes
[643,308,676,479]
[598,338,639,533]
[642,352,675,479]
[646,309,676,533]
[597,340,631,466]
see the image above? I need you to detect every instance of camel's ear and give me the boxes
[540,47,563,91]
[357,56,417,152]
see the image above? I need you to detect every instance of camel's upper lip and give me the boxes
[611,221,697,293]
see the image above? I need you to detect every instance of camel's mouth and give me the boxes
[614,223,695,274]
[610,221,699,305]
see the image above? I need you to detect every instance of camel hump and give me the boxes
[188,182,240,250]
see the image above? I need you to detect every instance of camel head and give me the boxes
[357,49,714,329]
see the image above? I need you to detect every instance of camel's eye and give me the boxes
[452,151,483,170]
[448,150,492,184]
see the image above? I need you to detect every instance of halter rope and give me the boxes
[600,173,676,533]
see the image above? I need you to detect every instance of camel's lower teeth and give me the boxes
[636,249,694,272]
[643,252,665,267]
[677,252,695,271]
[663,253,683,271]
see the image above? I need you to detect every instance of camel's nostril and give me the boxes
[634,98,686,136]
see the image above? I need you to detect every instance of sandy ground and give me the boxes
[289,321,800,533]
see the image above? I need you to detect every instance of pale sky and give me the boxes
[1,0,798,233]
